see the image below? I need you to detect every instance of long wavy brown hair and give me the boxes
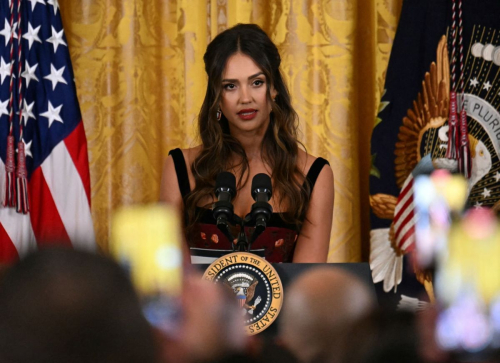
[185,24,311,236]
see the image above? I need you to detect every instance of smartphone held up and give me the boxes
[111,204,183,334]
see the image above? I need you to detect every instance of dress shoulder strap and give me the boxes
[304,157,329,191]
[168,148,191,198]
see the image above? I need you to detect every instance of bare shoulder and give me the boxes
[160,145,203,203]
[292,149,334,262]
[297,148,332,177]
[297,149,334,197]
[162,146,203,174]
[180,145,203,168]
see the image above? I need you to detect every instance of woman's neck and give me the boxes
[229,123,269,161]
[237,135,263,161]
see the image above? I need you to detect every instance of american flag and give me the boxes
[393,174,416,254]
[0,0,95,262]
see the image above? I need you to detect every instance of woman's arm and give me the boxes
[159,155,184,210]
[159,155,191,260]
[292,164,334,263]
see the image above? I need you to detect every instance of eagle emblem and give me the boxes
[370,31,500,293]
[224,272,262,315]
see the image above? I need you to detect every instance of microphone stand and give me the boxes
[235,228,249,252]
[215,209,271,253]
[213,173,273,254]
[213,198,236,247]
[232,215,248,252]
[234,214,268,253]
[215,213,254,253]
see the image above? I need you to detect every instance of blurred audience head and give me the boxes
[0,247,157,363]
[179,272,249,363]
[279,267,375,363]
[340,309,422,363]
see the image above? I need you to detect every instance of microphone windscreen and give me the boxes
[251,173,272,198]
[215,172,236,196]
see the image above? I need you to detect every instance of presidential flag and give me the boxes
[0,0,95,261]
[369,0,500,308]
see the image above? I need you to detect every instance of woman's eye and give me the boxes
[253,79,264,86]
[223,83,236,90]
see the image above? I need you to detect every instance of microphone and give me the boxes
[250,173,273,232]
[213,172,236,237]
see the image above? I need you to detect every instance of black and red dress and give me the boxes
[168,148,329,263]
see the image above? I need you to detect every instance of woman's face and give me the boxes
[219,52,277,135]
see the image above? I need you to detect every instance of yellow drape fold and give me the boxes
[60,0,402,261]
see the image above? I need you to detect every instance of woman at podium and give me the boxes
[160,24,334,263]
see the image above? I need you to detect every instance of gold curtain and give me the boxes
[59,0,402,262]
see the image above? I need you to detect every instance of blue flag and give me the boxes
[370,0,500,308]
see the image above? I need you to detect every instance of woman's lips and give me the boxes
[237,109,258,120]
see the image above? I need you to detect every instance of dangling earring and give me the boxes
[216,107,222,121]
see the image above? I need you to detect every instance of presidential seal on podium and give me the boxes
[202,252,283,335]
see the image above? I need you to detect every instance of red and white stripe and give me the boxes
[0,123,95,261]
[393,174,417,253]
